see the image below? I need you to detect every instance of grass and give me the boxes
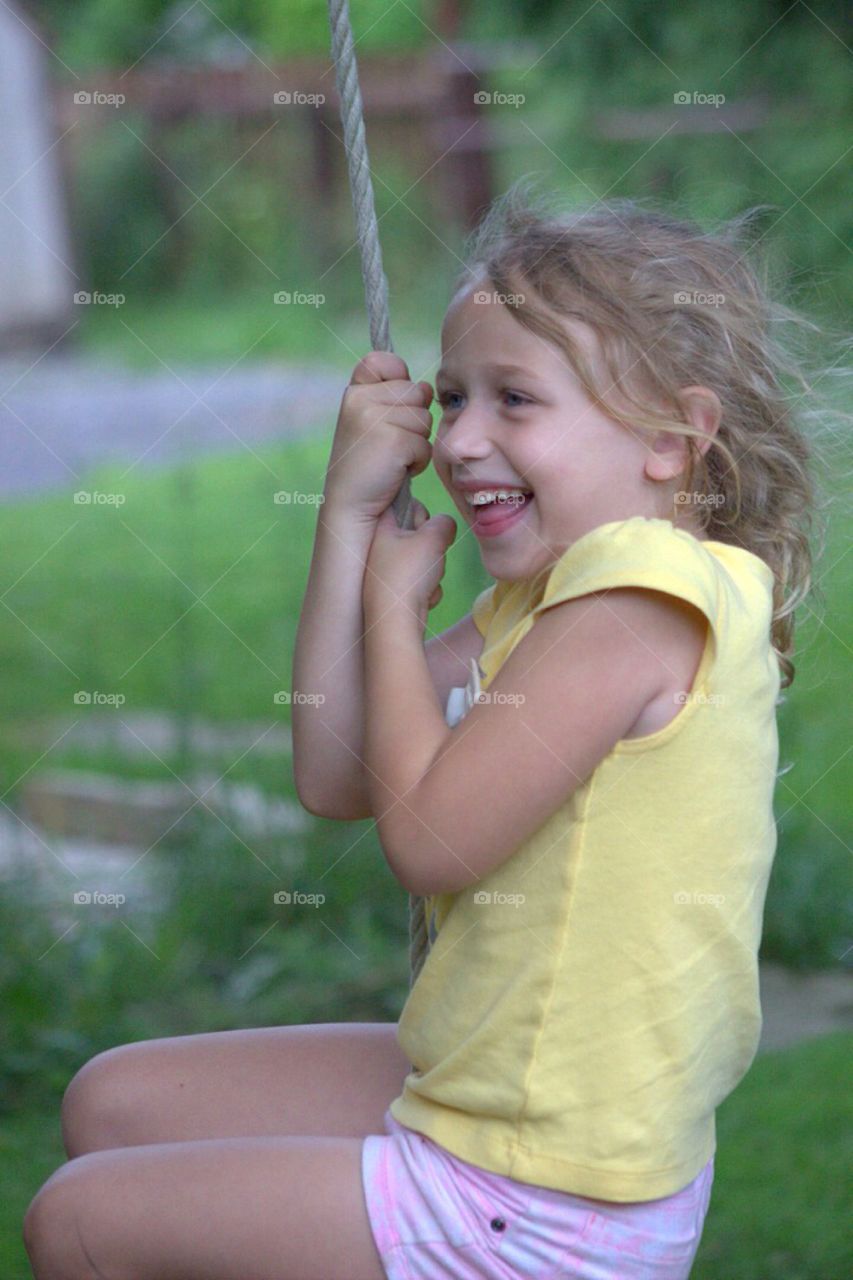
[0,428,849,968]
[69,285,448,374]
[3,1032,850,1280]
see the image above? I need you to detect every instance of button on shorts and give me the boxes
[361,1108,714,1279]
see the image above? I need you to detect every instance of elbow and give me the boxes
[292,752,374,821]
[375,819,429,896]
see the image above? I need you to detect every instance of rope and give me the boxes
[327,0,428,987]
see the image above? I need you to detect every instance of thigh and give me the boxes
[24,1134,386,1280]
[62,1021,412,1157]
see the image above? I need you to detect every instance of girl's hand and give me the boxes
[324,352,436,524]
[363,498,457,631]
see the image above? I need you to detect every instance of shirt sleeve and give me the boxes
[530,516,721,652]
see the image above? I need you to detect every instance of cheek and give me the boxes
[432,432,453,481]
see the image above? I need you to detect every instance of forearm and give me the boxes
[290,499,378,817]
[362,607,453,891]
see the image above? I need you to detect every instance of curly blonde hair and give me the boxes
[451,178,844,691]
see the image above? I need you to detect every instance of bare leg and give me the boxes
[24,1134,386,1280]
[61,1021,412,1156]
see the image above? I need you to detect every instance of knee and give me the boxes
[61,1044,140,1159]
[23,1164,93,1280]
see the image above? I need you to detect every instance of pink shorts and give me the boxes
[361,1109,714,1279]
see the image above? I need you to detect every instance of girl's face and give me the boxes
[432,278,684,583]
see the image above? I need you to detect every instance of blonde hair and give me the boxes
[451,178,846,691]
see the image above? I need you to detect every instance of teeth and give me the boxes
[464,488,532,506]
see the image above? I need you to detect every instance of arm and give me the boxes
[290,499,379,820]
[289,346,435,821]
[363,588,704,896]
[290,495,484,821]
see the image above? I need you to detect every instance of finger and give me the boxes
[350,352,410,385]
[412,500,430,528]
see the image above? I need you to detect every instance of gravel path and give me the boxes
[0,353,353,498]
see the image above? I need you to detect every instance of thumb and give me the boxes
[424,513,457,543]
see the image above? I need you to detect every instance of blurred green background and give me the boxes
[3,2,851,1277]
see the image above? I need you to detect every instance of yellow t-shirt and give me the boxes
[389,515,780,1201]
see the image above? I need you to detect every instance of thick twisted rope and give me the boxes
[327,0,428,986]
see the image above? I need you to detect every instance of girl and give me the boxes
[24,183,828,1280]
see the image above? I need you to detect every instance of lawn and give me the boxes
[0,427,849,970]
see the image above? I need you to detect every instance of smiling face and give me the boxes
[432,277,703,582]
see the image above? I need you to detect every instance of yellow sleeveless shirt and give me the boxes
[389,515,780,1201]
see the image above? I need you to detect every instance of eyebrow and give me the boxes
[435,362,540,387]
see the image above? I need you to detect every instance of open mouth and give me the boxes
[466,490,534,535]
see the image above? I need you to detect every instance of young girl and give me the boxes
[24,185,827,1280]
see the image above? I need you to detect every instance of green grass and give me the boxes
[692,1032,852,1279]
[0,429,849,968]
[3,1032,850,1280]
[69,286,448,373]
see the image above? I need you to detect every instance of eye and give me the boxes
[437,389,531,410]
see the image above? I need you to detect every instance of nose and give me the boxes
[437,402,493,463]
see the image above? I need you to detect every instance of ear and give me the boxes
[643,385,721,483]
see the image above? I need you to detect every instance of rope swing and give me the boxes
[326,0,429,987]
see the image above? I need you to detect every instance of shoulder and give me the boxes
[534,585,710,738]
